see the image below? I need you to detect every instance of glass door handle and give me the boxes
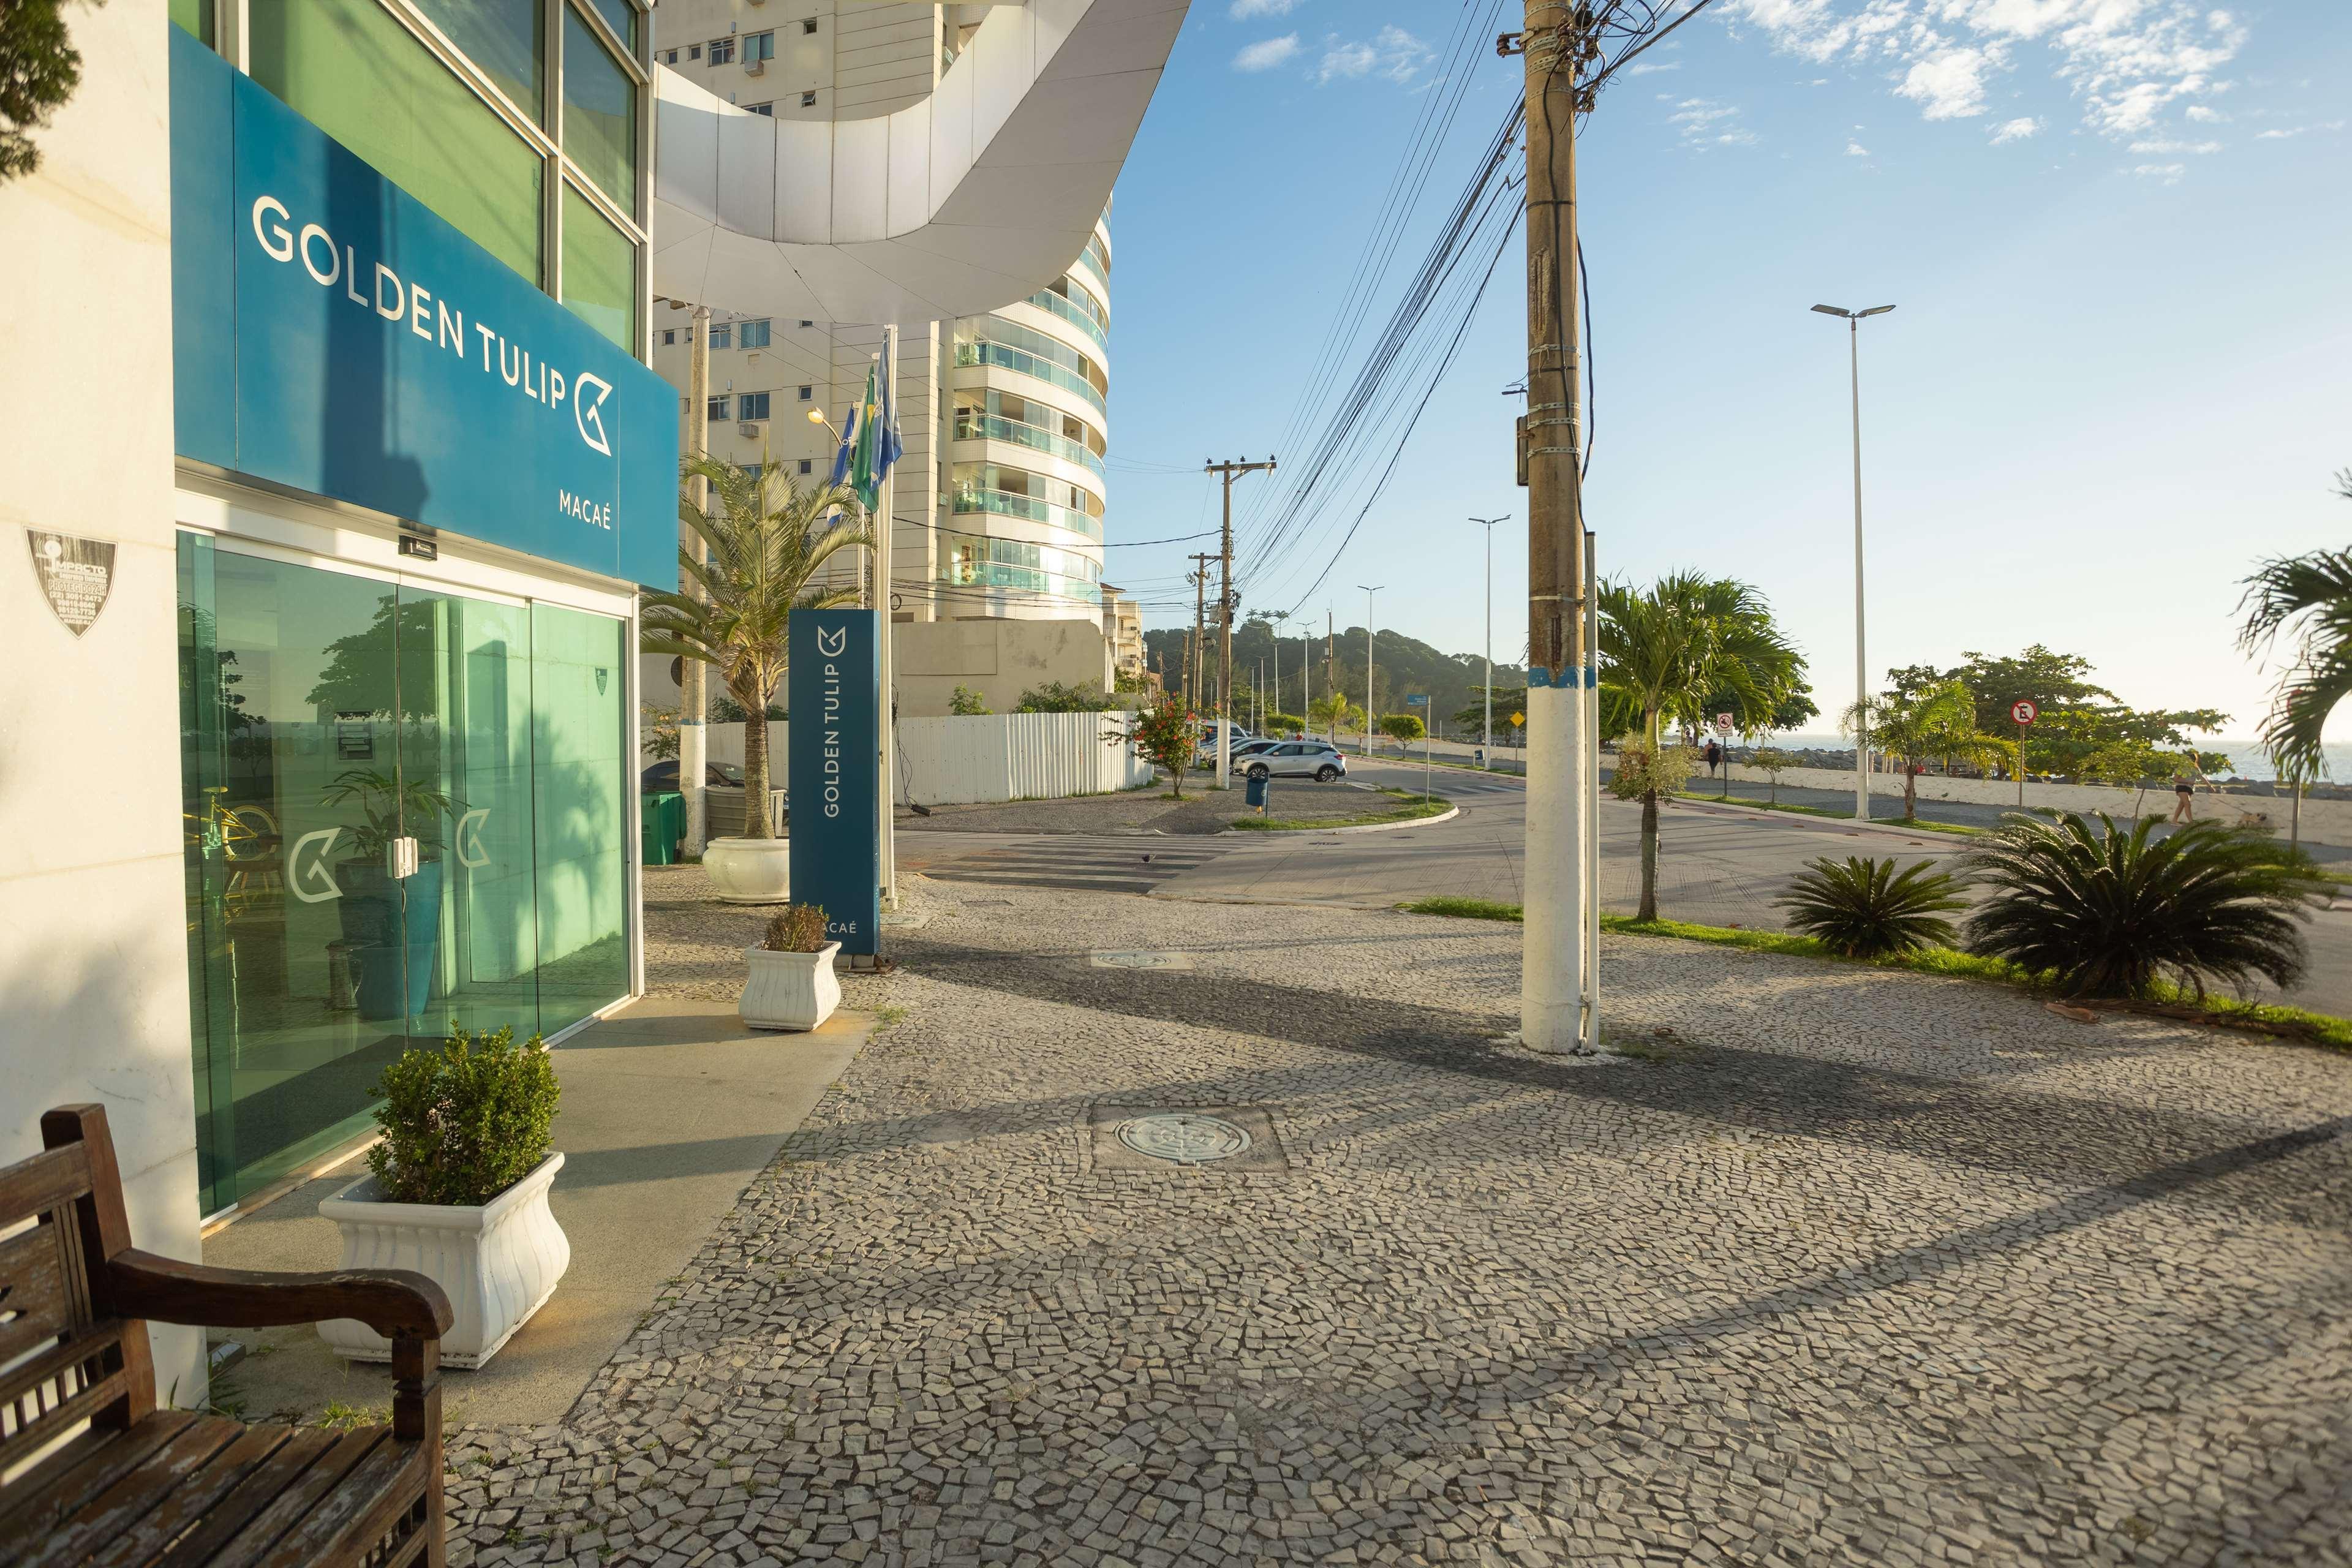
[387,836,420,880]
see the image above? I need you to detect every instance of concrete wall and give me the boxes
[0,0,207,1406]
[1727,760,2352,848]
[894,616,1114,717]
[663,712,1151,807]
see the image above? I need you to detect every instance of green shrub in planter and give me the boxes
[366,1025,560,1207]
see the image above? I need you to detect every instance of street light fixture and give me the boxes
[1468,516,1510,764]
[1811,302,1895,825]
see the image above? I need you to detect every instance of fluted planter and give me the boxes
[739,941,842,1031]
[317,1153,570,1368]
[703,837,791,903]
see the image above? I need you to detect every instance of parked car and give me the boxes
[1236,740,1348,783]
[641,760,745,792]
[1194,724,1257,761]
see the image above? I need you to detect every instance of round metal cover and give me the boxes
[1115,1112,1253,1166]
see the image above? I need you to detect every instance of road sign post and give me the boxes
[2009,699,2038,808]
[1714,713,1733,799]
[1408,695,1431,799]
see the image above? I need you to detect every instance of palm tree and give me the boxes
[641,456,871,840]
[2237,472,2352,782]
[1842,679,2002,821]
[1599,573,1806,918]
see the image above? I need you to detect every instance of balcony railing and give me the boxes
[940,561,1102,601]
[952,486,1103,541]
[952,413,1106,479]
[1025,287,1109,352]
[955,341,1106,413]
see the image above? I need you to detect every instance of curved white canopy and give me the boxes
[652,0,1187,326]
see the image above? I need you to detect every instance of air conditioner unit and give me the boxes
[739,421,762,437]
[744,57,765,75]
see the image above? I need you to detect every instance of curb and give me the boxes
[1669,794,1984,846]
[1225,804,1461,836]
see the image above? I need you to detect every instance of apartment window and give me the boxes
[708,323,732,350]
[799,319,813,328]
[800,90,816,107]
[707,36,734,65]
[662,328,675,345]
[687,43,699,59]
[663,48,677,64]
[797,385,812,401]
[739,318,771,349]
[741,391,773,421]
[802,18,818,34]
[707,395,731,421]
[799,459,813,475]
[745,31,775,62]
[748,102,772,116]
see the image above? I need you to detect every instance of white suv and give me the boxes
[1235,740,1348,783]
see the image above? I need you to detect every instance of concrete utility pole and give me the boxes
[1811,302,1896,827]
[1470,514,1509,763]
[1515,2,1596,1055]
[681,304,713,855]
[1271,609,1288,729]
[1205,457,1276,788]
[1188,553,1215,709]
[1357,586,1383,756]
[1325,612,1337,747]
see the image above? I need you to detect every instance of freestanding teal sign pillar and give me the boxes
[788,610,881,955]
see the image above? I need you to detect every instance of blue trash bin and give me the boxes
[1245,773,1269,810]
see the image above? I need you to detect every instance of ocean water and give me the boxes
[1764,733,2351,783]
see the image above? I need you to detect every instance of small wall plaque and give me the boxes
[27,531,115,636]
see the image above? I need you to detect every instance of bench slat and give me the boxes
[0,1412,197,1557]
[208,1430,406,1568]
[81,1425,301,1568]
[0,1221,74,1370]
[148,1428,344,1568]
[9,1414,243,1566]
[0,1330,129,1475]
[0,1149,91,1232]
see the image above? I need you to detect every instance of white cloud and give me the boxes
[1229,0,1299,17]
[2253,120,2345,140]
[1894,43,2002,119]
[1989,115,2041,143]
[1668,97,1758,149]
[1233,34,1300,72]
[2130,161,2186,183]
[2184,105,2226,123]
[1846,139,1871,154]
[1314,25,1431,86]
[1721,0,2251,143]
[1626,60,1682,76]
[2128,137,2220,153]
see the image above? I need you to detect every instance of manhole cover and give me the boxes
[1115,1112,1253,1165]
[1090,949,1194,970]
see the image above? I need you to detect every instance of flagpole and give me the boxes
[876,331,899,914]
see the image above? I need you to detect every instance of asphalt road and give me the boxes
[905,757,2352,1020]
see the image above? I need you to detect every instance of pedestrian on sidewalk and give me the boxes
[2172,774,2196,823]
[1704,739,1723,777]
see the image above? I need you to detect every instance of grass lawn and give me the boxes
[1235,790,1452,833]
[1395,897,2352,1051]
[1672,792,1991,836]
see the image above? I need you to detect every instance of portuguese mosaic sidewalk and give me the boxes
[443,865,2352,1567]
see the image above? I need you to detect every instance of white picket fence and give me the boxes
[673,712,1152,808]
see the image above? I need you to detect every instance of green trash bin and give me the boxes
[640,790,684,865]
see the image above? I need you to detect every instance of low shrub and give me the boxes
[762,903,830,953]
[368,1025,559,1207]
[1778,855,1967,959]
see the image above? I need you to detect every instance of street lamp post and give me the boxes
[1357,586,1383,756]
[1811,303,1894,825]
[1469,515,1509,764]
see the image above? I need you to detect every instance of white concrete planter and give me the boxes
[739,941,842,1031]
[317,1153,570,1369]
[703,836,791,903]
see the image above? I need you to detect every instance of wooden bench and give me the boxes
[0,1106,454,1566]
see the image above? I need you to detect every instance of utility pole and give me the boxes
[1271,609,1288,730]
[1357,586,1383,756]
[1470,514,1509,764]
[680,303,712,856]
[1325,612,1336,747]
[1513,2,1596,1054]
[1205,457,1276,788]
[1188,553,1215,709]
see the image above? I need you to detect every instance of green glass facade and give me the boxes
[179,537,630,1215]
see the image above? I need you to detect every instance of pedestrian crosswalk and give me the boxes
[924,837,1231,897]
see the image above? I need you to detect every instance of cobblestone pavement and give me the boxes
[448,868,2352,1567]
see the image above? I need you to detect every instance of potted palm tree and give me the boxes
[643,456,870,904]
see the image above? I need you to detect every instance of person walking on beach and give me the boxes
[2171,774,2196,824]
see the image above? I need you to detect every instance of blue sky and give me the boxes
[1099,0,2352,748]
